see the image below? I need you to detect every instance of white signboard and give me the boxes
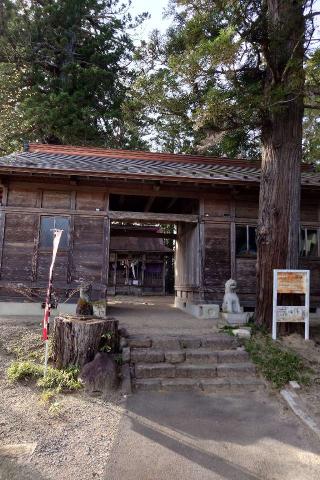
[272,270,310,340]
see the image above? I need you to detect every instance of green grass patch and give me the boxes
[245,333,311,389]
[7,360,83,392]
[220,325,235,336]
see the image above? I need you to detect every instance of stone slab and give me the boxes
[201,335,236,349]
[221,312,250,325]
[164,351,186,363]
[135,363,176,379]
[152,337,181,350]
[175,364,217,378]
[134,379,161,391]
[127,337,152,348]
[175,297,220,319]
[180,337,202,349]
[217,362,256,377]
[131,349,165,363]
[200,377,263,392]
[233,328,251,339]
[217,350,249,363]
[185,349,218,363]
[161,379,201,391]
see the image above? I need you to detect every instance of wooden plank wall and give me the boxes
[202,188,320,307]
[234,192,258,305]
[203,223,231,301]
[0,184,109,300]
[1,180,320,307]
[300,191,320,304]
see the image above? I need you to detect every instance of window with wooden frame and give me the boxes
[299,227,319,257]
[39,216,70,250]
[236,225,257,257]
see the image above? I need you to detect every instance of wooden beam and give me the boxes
[110,229,177,239]
[144,196,156,212]
[108,211,198,224]
[1,206,107,216]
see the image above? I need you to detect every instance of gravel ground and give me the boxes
[0,317,124,480]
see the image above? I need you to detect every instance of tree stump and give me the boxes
[52,315,119,369]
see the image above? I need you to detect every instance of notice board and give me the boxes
[272,270,310,340]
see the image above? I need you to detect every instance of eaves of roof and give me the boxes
[0,145,318,188]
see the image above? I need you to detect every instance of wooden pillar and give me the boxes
[199,198,205,300]
[67,191,76,285]
[141,254,146,291]
[162,256,166,295]
[101,192,110,296]
[230,194,236,280]
[113,253,117,288]
[0,185,8,278]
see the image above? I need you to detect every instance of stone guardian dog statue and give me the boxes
[222,279,241,313]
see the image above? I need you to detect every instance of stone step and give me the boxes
[200,378,264,392]
[185,349,249,364]
[134,361,256,379]
[135,363,176,379]
[175,364,218,378]
[130,348,249,365]
[134,377,264,392]
[202,335,237,350]
[217,362,256,377]
[127,333,236,351]
[131,348,165,364]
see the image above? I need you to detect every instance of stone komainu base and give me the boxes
[53,315,119,368]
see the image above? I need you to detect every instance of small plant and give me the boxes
[99,332,113,353]
[7,360,42,382]
[245,333,311,389]
[7,361,83,392]
[48,401,62,416]
[39,389,56,404]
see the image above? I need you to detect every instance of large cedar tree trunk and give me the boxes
[256,1,305,328]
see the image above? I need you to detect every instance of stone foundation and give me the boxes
[174,297,219,320]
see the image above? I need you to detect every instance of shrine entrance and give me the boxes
[107,193,201,301]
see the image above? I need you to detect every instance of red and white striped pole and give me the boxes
[43,229,63,377]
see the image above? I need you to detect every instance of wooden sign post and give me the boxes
[272,270,310,341]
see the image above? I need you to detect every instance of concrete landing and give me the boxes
[107,296,217,335]
[106,391,320,480]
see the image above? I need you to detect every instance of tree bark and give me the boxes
[53,315,119,368]
[256,0,305,328]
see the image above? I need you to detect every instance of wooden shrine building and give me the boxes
[108,225,172,295]
[0,143,319,309]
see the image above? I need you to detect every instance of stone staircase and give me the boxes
[122,333,264,392]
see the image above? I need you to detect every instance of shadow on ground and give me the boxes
[106,391,320,480]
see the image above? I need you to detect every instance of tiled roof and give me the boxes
[0,144,318,187]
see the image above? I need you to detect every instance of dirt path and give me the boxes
[0,317,124,480]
